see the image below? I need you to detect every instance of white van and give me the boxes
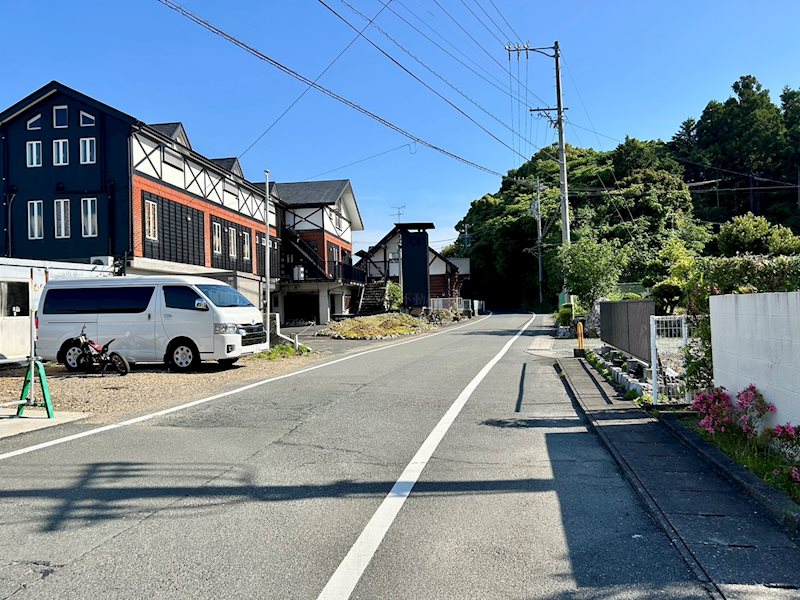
[37,275,267,372]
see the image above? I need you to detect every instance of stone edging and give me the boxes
[659,412,800,535]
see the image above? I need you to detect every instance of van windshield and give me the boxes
[196,285,253,308]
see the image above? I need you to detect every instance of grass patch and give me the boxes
[249,343,311,361]
[682,417,800,504]
[319,313,434,340]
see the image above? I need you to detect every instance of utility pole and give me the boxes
[263,168,271,348]
[520,41,570,248]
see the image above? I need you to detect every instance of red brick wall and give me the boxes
[132,175,276,273]
[297,230,352,265]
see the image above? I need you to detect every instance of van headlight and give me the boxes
[214,323,241,335]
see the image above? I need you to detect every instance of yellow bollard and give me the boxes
[577,322,585,350]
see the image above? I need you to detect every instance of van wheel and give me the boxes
[63,343,83,372]
[167,340,199,372]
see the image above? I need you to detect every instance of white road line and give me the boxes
[317,313,537,600]
[0,314,493,462]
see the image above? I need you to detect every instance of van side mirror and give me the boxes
[195,299,209,311]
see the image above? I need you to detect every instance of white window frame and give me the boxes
[26,114,42,130]
[28,200,43,240]
[212,222,222,254]
[26,141,42,167]
[54,199,70,239]
[79,111,95,127]
[53,105,68,129]
[53,139,69,166]
[228,227,237,258]
[81,197,98,238]
[145,200,158,241]
[80,137,96,164]
[243,231,251,261]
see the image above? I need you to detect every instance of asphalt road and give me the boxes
[0,314,708,599]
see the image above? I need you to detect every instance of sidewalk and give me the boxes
[557,355,800,599]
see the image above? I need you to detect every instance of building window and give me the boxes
[26,114,42,130]
[28,201,43,240]
[81,198,98,238]
[53,139,69,166]
[163,147,184,170]
[80,137,96,164]
[53,105,68,128]
[243,231,251,261]
[145,200,158,241]
[212,222,222,254]
[80,111,95,127]
[26,141,42,167]
[228,227,237,258]
[54,199,70,239]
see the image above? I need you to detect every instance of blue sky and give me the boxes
[4,1,800,251]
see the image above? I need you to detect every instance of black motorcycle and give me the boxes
[63,325,130,376]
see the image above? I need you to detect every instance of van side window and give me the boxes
[43,287,155,314]
[164,286,201,310]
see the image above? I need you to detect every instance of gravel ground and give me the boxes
[0,352,326,425]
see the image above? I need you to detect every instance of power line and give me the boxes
[469,0,514,43]
[238,1,393,159]
[428,0,548,107]
[338,0,542,152]
[487,0,522,42]
[304,142,415,180]
[456,0,505,46]
[318,0,528,161]
[156,0,504,177]
[378,0,526,104]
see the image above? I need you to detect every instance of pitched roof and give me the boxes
[147,122,191,149]
[273,180,350,206]
[248,181,281,203]
[0,80,137,127]
[210,157,242,176]
[274,180,363,231]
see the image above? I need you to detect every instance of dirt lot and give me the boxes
[0,352,325,425]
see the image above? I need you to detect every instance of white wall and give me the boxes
[710,292,800,426]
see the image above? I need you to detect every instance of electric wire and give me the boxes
[470,0,514,43]
[156,0,504,177]
[487,0,523,43]
[238,1,393,159]
[304,142,415,180]
[456,0,505,46]
[318,0,529,162]
[338,0,542,151]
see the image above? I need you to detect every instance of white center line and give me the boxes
[316,313,537,600]
[0,314,494,462]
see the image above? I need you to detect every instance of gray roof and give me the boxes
[273,180,350,206]
[210,157,242,175]
[148,122,183,138]
[147,122,191,149]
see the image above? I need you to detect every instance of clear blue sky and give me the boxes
[4,1,800,251]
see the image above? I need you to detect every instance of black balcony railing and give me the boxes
[327,261,366,284]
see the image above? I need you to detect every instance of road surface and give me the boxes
[0,314,708,599]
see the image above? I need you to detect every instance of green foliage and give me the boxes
[624,389,640,401]
[635,393,654,407]
[559,237,629,308]
[556,306,572,326]
[386,281,403,311]
[718,212,772,255]
[320,313,433,340]
[250,343,311,361]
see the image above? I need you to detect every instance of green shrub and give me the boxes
[635,393,653,407]
[622,292,642,300]
[556,306,572,326]
[624,389,640,401]
[250,343,311,361]
[386,281,403,311]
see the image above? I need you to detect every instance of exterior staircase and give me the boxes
[357,281,389,315]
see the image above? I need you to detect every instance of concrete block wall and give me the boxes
[710,292,800,426]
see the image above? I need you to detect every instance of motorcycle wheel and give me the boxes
[110,352,130,376]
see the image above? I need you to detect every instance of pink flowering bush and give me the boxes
[690,388,734,434]
[735,384,775,438]
[690,384,800,502]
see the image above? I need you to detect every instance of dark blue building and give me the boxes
[0,81,135,262]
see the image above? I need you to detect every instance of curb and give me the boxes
[659,413,800,536]
[554,359,723,599]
